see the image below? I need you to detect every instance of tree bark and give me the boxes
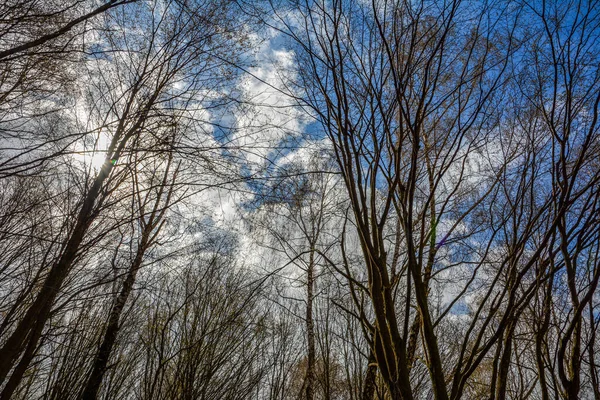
[362,351,377,400]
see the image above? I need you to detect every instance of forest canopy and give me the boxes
[0,0,599,399]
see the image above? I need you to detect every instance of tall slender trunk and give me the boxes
[589,305,600,400]
[536,276,554,400]
[0,85,153,386]
[0,317,43,399]
[81,149,174,399]
[305,247,316,400]
[495,320,516,400]
[405,233,448,400]
[566,320,582,400]
[81,231,150,400]
[0,160,114,386]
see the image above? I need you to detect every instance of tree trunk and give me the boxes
[305,247,316,400]
[362,351,377,400]
[495,320,516,400]
[81,231,149,400]
[0,160,113,386]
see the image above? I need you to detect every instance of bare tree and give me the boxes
[250,151,342,399]
[0,0,245,393]
[0,0,136,179]
[81,140,179,399]
[1,0,600,398]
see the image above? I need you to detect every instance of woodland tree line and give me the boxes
[0,0,599,399]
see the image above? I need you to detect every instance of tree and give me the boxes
[81,140,179,399]
[250,150,342,399]
[0,0,246,393]
[1,0,600,398]
[271,0,600,397]
[0,0,134,178]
